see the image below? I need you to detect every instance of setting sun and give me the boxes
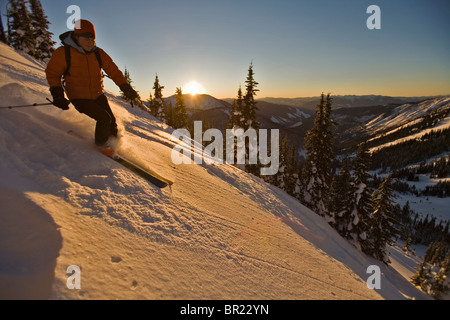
[183,81,206,96]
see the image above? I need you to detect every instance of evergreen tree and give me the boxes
[411,263,431,290]
[369,173,400,264]
[286,145,301,197]
[7,0,34,55]
[227,85,244,130]
[431,254,450,299]
[226,64,261,175]
[28,0,54,61]
[120,67,139,102]
[411,241,450,299]
[301,93,335,220]
[226,86,245,169]
[352,144,375,254]
[166,102,174,128]
[399,201,414,239]
[330,157,355,238]
[270,139,301,198]
[172,87,188,129]
[242,62,260,131]
[403,234,413,255]
[273,137,290,190]
[147,91,153,108]
[242,63,261,176]
[150,74,166,123]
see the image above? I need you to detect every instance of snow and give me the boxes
[370,116,450,152]
[270,116,281,124]
[271,108,309,128]
[0,42,431,300]
[388,243,428,283]
[289,120,303,128]
[366,97,450,134]
[295,108,311,118]
[396,191,450,223]
[365,96,450,153]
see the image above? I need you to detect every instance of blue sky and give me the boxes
[2,0,450,98]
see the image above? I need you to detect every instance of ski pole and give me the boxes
[0,100,55,110]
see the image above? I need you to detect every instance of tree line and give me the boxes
[269,92,449,298]
[1,0,55,61]
[223,67,450,299]
[217,65,449,270]
[221,67,405,265]
[370,128,450,171]
[365,102,449,151]
[411,241,449,299]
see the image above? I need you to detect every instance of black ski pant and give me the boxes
[71,94,118,146]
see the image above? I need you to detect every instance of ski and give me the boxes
[111,154,173,189]
[67,130,172,188]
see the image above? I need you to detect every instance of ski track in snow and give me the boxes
[0,43,430,300]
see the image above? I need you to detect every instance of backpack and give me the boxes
[63,44,103,77]
[59,31,103,78]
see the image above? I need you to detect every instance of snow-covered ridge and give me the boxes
[365,97,450,152]
[366,97,450,134]
[260,95,435,110]
[0,43,428,300]
[270,107,311,127]
[164,93,231,111]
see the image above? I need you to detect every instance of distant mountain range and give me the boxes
[256,95,444,110]
[165,94,231,111]
[164,93,448,112]
[163,93,450,167]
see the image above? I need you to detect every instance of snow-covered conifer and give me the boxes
[368,173,399,264]
[411,241,450,299]
[150,74,166,123]
[273,137,289,190]
[330,157,355,237]
[285,145,300,197]
[29,0,55,61]
[7,0,34,56]
[243,63,261,176]
[301,93,335,220]
[227,85,244,130]
[242,62,260,131]
[173,87,188,129]
[351,144,375,254]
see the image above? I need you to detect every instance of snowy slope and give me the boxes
[365,97,450,145]
[0,43,429,300]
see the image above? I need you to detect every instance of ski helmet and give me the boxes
[74,20,96,38]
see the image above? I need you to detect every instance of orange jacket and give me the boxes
[46,45,127,100]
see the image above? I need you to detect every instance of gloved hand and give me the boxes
[49,87,70,110]
[119,83,140,102]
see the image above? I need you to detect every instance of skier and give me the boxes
[45,19,139,156]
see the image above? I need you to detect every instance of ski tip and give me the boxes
[113,155,174,188]
[98,146,116,158]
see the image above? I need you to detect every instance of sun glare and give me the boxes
[183,81,205,96]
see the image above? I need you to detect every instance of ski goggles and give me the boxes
[77,32,96,39]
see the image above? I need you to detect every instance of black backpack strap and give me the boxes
[94,49,102,69]
[63,45,71,77]
[59,31,73,78]
[95,48,111,79]
[62,45,104,79]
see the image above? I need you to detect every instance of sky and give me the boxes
[1,0,450,99]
